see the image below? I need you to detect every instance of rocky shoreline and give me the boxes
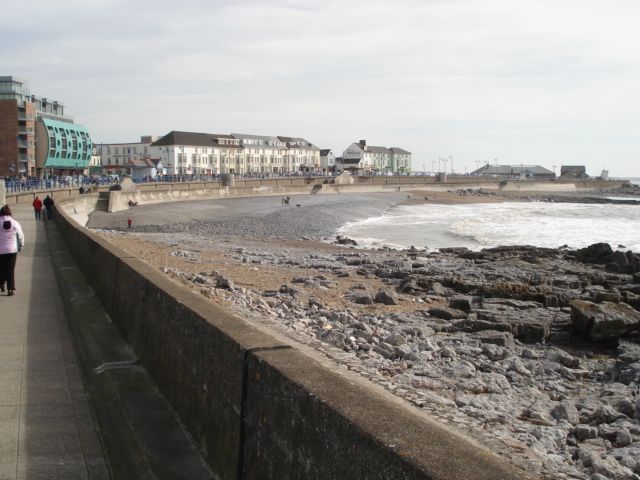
[95,186,640,480]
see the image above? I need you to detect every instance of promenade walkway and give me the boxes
[0,204,110,479]
[0,203,214,480]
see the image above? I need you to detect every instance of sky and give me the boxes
[2,0,640,177]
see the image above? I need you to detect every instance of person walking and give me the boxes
[43,195,54,220]
[0,205,25,296]
[32,196,43,220]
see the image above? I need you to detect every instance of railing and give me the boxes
[4,177,118,193]
[4,173,623,196]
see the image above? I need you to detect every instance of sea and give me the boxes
[338,178,640,252]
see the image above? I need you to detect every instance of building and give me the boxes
[319,149,336,172]
[335,157,363,173]
[342,140,411,173]
[560,165,588,178]
[471,164,556,180]
[97,136,161,176]
[277,136,321,172]
[390,147,411,173]
[0,76,91,177]
[147,131,320,175]
[90,146,102,175]
[231,133,288,174]
[151,131,240,175]
[126,158,163,178]
[35,117,92,176]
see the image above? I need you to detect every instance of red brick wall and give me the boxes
[0,100,18,177]
[25,102,36,175]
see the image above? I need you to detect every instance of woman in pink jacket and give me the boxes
[0,205,25,296]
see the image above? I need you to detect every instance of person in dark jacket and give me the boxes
[43,195,54,220]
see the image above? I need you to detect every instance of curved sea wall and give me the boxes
[11,176,625,225]
[50,187,534,479]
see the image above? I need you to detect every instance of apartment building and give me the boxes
[97,136,161,175]
[150,131,240,175]
[277,136,321,172]
[0,76,92,176]
[342,140,412,173]
[146,131,320,176]
[231,133,288,174]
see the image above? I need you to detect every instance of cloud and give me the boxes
[2,0,640,176]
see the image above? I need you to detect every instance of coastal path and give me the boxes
[0,204,213,480]
[0,204,110,479]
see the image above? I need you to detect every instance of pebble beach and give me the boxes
[92,186,640,480]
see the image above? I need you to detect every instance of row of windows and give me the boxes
[240,139,287,147]
[106,146,149,155]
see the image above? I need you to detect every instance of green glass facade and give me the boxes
[40,117,92,169]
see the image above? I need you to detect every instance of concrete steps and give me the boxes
[95,192,110,211]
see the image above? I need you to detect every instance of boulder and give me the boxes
[570,300,640,342]
[573,424,598,441]
[348,292,374,305]
[616,341,640,385]
[335,235,357,246]
[475,330,515,348]
[428,306,467,320]
[576,242,614,264]
[449,294,473,312]
[374,289,399,305]
[551,401,580,425]
[612,250,629,266]
[451,318,512,334]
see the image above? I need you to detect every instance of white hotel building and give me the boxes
[341,140,411,174]
[97,131,321,177]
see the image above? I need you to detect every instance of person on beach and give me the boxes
[32,196,43,220]
[43,195,54,220]
[0,205,25,296]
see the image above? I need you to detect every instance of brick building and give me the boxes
[0,76,92,177]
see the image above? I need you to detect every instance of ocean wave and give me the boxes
[339,202,640,252]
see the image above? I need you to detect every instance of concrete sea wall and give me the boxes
[50,187,534,479]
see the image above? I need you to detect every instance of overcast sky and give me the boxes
[2,0,640,177]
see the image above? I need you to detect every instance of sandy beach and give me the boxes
[92,186,640,480]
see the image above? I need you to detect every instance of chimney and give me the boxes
[359,139,366,147]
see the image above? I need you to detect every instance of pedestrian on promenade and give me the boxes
[32,196,43,220]
[0,205,25,296]
[43,195,54,220]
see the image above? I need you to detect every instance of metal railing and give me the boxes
[3,177,118,193]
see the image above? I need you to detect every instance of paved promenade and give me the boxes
[0,204,110,479]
